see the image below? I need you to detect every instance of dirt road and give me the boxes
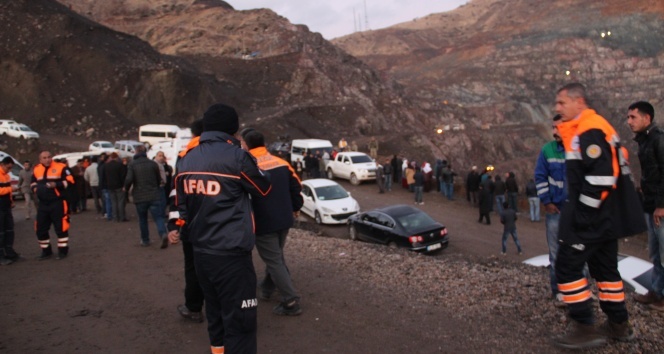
[0,180,654,353]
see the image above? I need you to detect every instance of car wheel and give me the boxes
[387,241,398,249]
[350,173,360,185]
[326,169,334,180]
[314,211,322,224]
[349,224,358,241]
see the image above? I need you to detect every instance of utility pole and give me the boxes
[364,0,369,31]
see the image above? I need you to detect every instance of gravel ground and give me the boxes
[286,227,664,352]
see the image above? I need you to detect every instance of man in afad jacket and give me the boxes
[31,151,75,260]
[174,104,271,354]
[627,101,664,311]
[552,83,645,349]
[244,130,304,315]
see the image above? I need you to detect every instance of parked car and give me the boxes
[5,124,39,139]
[326,151,377,185]
[523,254,654,295]
[300,179,360,224]
[347,204,449,253]
[88,140,115,152]
[114,140,145,159]
[0,119,18,134]
[0,151,23,199]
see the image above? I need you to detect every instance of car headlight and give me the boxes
[359,169,366,173]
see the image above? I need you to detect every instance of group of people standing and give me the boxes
[533,83,660,349]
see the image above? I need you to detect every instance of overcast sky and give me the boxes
[228,1,468,39]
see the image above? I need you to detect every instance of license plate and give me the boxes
[427,243,441,251]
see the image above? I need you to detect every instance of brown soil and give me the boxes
[0,178,652,353]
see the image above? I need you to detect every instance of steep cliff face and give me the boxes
[334,0,664,177]
[0,0,223,139]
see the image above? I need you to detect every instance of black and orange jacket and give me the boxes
[0,168,13,208]
[557,108,634,243]
[174,131,271,255]
[31,161,74,204]
[249,146,303,235]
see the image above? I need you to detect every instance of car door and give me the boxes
[356,212,385,243]
[339,155,352,179]
[300,185,315,217]
[373,212,398,245]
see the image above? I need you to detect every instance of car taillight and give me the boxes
[408,236,423,243]
[440,228,448,236]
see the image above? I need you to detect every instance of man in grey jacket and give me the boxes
[124,145,168,248]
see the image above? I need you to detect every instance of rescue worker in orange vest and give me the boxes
[552,83,646,349]
[31,151,75,260]
[0,156,20,265]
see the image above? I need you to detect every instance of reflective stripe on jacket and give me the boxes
[0,168,13,206]
[175,131,271,255]
[31,162,73,203]
[249,146,303,235]
[557,109,624,244]
[534,140,566,209]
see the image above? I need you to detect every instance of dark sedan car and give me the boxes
[348,204,449,253]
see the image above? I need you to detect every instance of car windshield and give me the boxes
[350,155,372,163]
[100,142,113,148]
[19,126,32,131]
[315,185,349,201]
[394,212,438,232]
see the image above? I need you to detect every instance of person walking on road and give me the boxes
[500,202,522,255]
[245,130,305,316]
[124,145,168,248]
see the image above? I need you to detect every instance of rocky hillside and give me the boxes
[0,0,227,142]
[333,0,664,176]
[3,0,439,163]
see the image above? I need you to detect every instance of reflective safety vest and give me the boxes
[31,162,74,202]
[0,168,13,206]
[557,108,638,243]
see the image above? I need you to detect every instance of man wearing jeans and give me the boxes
[245,130,304,316]
[124,145,168,248]
[628,101,664,311]
[535,114,567,306]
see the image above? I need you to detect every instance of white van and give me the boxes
[138,124,181,147]
[290,139,334,167]
[147,129,192,170]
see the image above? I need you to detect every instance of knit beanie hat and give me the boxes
[202,104,239,135]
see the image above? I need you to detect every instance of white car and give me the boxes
[0,120,18,134]
[523,254,654,295]
[5,124,39,139]
[88,141,115,152]
[300,179,360,224]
